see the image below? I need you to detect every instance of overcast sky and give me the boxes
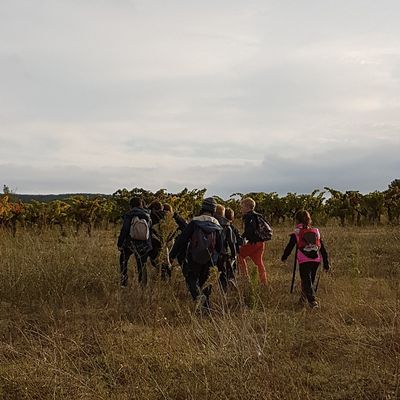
[1,0,399,197]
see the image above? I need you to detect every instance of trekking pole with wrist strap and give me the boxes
[314,268,322,293]
[290,247,298,294]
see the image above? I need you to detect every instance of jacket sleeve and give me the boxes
[231,225,243,250]
[169,221,194,260]
[320,240,330,270]
[173,213,188,232]
[242,214,253,240]
[281,234,297,261]
[215,229,223,254]
[117,215,131,248]
[227,226,236,257]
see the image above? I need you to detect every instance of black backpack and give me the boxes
[190,227,217,264]
[254,214,273,242]
[219,224,230,256]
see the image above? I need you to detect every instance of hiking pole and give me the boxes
[314,268,321,293]
[290,247,298,294]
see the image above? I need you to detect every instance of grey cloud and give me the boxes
[208,141,400,197]
[0,164,156,194]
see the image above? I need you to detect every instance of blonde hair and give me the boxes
[241,197,256,211]
[215,204,225,217]
[225,207,234,221]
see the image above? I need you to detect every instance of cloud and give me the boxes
[0,0,400,195]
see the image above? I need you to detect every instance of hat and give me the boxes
[201,197,217,213]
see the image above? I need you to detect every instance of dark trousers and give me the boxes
[217,255,236,292]
[119,247,149,286]
[149,240,171,280]
[182,261,212,302]
[299,262,319,303]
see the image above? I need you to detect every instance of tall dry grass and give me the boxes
[0,226,399,399]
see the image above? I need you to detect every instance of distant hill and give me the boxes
[14,193,110,203]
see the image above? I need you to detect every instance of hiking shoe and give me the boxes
[309,301,319,309]
[195,294,207,310]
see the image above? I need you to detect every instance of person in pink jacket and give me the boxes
[281,210,330,308]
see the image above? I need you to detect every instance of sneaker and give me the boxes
[309,301,319,309]
[195,294,207,310]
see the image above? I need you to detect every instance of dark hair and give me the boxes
[295,210,312,228]
[163,203,173,213]
[149,200,163,211]
[225,207,234,221]
[200,197,217,215]
[130,197,143,208]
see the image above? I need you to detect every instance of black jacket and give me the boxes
[117,207,152,250]
[281,233,330,269]
[169,215,223,264]
[216,215,237,258]
[242,211,264,244]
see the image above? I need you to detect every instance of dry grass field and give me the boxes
[0,226,399,399]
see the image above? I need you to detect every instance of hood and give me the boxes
[216,215,230,227]
[126,207,151,219]
[151,209,166,224]
[192,215,222,233]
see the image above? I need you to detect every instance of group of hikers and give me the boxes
[117,196,331,310]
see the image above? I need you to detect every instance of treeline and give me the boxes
[14,193,111,203]
[1,181,399,235]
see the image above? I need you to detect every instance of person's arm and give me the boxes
[117,215,131,248]
[320,240,330,270]
[169,222,194,260]
[227,226,236,257]
[231,225,243,249]
[173,213,188,232]
[215,229,223,255]
[281,234,297,261]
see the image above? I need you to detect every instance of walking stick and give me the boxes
[314,268,322,293]
[290,247,298,294]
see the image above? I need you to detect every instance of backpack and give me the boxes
[254,214,273,242]
[221,224,236,255]
[130,216,150,241]
[190,227,217,264]
[297,228,321,259]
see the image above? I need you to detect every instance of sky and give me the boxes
[1,0,399,197]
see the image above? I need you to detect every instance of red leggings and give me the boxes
[238,242,267,284]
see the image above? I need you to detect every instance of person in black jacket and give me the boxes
[148,200,168,277]
[281,210,330,308]
[238,197,268,285]
[215,204,237,292]
[169,197,222,309]
[117,197,152,287]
